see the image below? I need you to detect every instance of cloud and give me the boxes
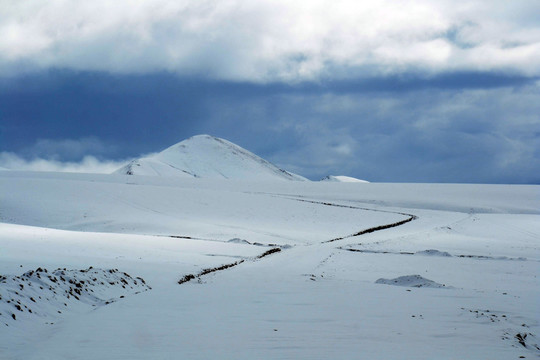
[0,137,129,173]
[18,137,117,161]
[1,0,539,81]
[204,81,540,183]
[0,152,129,174]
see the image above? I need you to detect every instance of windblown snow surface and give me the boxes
[1,170,539,359]
[114,135,307,181]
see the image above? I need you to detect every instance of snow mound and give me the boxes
[0,267,151,326]
[320,175,369,183]
[375,275,449,288]
[415,249,452,257]
[227,238,292,249]
[227,238,251,245]
[114,135,308,181]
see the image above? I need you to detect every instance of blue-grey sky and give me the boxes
[1,0,539,183]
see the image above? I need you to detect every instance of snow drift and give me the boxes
[375,275,450,288]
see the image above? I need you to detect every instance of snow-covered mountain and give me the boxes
[114,135,308,181]
[320,175,369,183]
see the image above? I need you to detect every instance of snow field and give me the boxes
[0,170,539,359]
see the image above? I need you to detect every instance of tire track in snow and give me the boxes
[177,248,281,285]
[324,215,416,243]
[269,195,417,244]
[176,196,417,284]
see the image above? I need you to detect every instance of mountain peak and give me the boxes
[114,135,307,181]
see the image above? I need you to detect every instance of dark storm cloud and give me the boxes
[202,80,540,184]
[1,71,538,183]
[0,70,535,153]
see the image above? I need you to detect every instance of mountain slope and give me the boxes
[320,175,369,183]
[114,135,308,181]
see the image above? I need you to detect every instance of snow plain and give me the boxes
[1,170,539,359]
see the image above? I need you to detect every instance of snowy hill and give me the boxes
[320,175,369,183]
[114,135,308,181]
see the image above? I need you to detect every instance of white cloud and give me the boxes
[0,153,129,174]
[1,0,539,81]
[20,137,116,160]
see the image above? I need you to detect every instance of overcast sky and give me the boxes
[1,0,539,183]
